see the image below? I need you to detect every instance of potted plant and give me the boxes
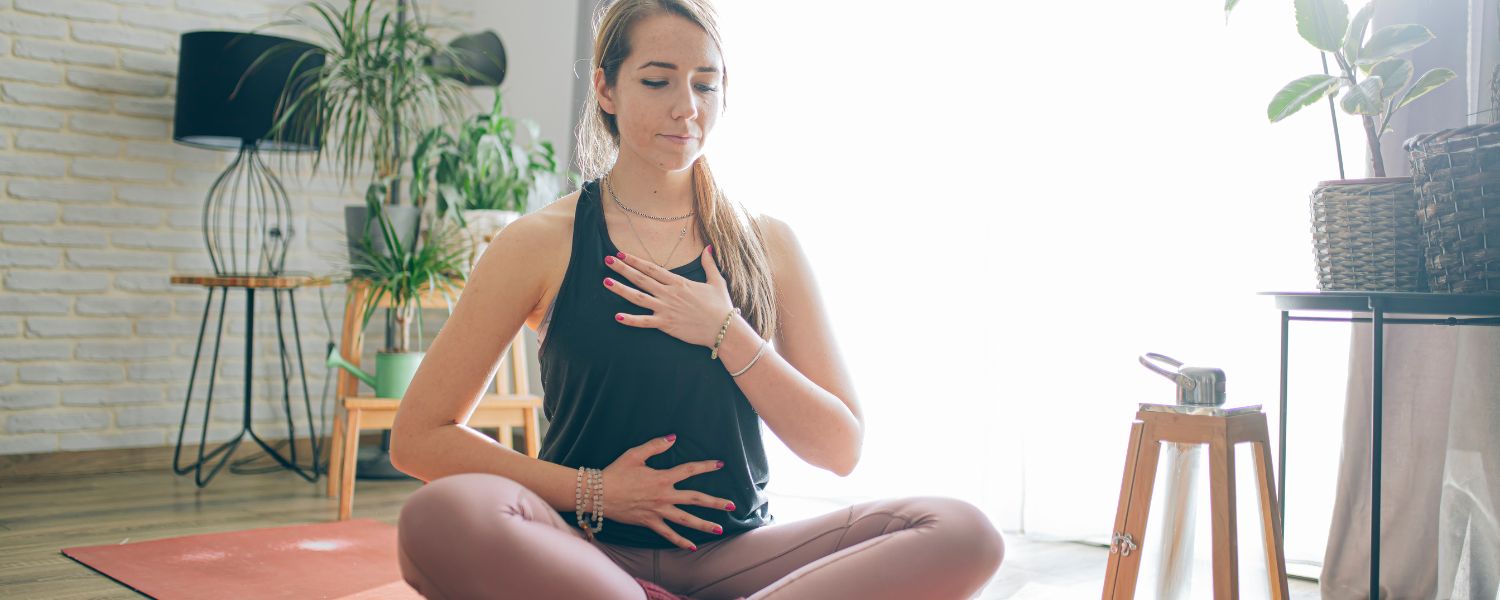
[252,0,483,261]
[411,90,562,265]
[1237,0,1455,291]
[248,0,503,479]
[327,191,469,399]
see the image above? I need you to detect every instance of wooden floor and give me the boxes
[0,458,1321,599]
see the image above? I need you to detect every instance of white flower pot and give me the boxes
[461,209,521,266]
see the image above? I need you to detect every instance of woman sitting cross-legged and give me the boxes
[390,1,1005,598]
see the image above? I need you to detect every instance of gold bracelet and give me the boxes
[710,307,739,360]
[730,338,768,377]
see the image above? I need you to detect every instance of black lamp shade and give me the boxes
[173,31,325,151]
[435,30,506,87]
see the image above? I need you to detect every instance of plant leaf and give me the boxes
[1339,75,1384,115]
[1368,58,1412,99]
[1268,74,1342,122]
[1357,24,1434,67]
[1226,0,1240,20]
[1394,68,1457,110]
[1343,2,1374,64]
[1295,0,1348,53]
[258,0,478,194]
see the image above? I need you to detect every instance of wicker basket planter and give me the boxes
[1309,177,1426,292]
[1407,123,1500,293]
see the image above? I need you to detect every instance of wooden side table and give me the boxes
[327,278,544,520]
[169,274,331,488]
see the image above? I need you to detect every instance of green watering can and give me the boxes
[326,348,425,399]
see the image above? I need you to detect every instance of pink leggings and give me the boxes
[397,473,1004,599]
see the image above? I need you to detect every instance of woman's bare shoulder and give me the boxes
[469,190,581,321]
[502,190,580,246]
[749,211,794,265]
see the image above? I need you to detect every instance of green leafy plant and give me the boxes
[347,185,469,353]
[247,0,495,353]
[252,0,481,205]
[1243,0,1457,176]
[411,90,560,220]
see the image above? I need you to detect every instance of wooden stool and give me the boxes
[326,279,544,520]
[1102,405,1290,599]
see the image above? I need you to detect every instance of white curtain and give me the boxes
[1319,1,1500,598]
[708,0,1364,572]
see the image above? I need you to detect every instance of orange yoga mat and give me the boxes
[61,519,422,599]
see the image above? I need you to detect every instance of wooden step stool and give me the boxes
[326,279,544,520]
[1102,404,1290,599]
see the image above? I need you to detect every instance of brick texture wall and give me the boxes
[0,0,538,457]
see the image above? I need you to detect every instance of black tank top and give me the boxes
[536,178,773,548]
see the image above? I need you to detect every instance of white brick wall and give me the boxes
[0,0,535,458]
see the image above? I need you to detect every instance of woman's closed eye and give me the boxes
[641,79,719,93]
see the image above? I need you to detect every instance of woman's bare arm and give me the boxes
[711,215,865,476]
[389,198,582,512]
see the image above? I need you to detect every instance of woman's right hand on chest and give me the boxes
[598,434,735,551]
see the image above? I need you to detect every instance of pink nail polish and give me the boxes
[690,545,698,552]
[616,251,626,259]
[713,526,722,534]
[604,278,613,287]
[666,433,676,442]
[605,255,615,265]
[725,502,735,511]
[715,460,724,469]
[616,314,624,321]
[707,244,713,254]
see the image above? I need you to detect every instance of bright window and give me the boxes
[711,0,1370,573]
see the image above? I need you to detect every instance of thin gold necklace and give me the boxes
[604,173,695,221]
[605,175,691,268]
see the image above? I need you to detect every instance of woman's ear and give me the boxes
[593,68,616,115]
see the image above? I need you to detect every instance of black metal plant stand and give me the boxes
[172,276,328,487]
[1263,291,1500,600]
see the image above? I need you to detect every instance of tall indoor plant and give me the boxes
[252,0,496,478]
[252,0,490,366]
[254,0,482,256]
[1236,0,1456,291]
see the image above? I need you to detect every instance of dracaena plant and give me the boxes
[1241,0,1456,177]
[253,0,480,205]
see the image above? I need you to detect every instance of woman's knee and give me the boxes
[396,473,640,599]
[917,496,1006,574]
[398,475,535,562]
[401,473,526,528]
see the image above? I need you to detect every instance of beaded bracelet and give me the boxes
[590,468,604,532]
[574,467,582,533]
[577,467,603,537]
[575,466,604,538]
[710,307,740,360]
